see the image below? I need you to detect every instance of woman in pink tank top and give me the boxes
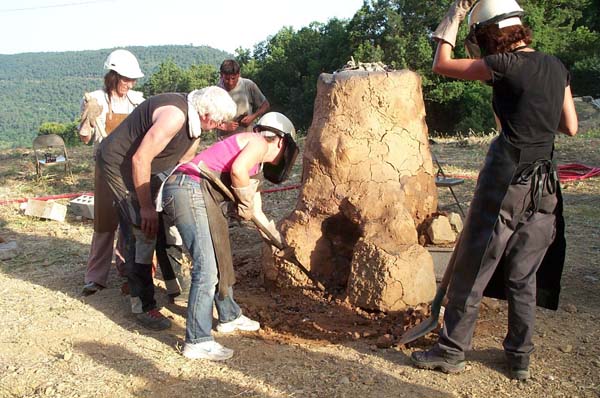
[176,133,261,178]
[160,112,298,361]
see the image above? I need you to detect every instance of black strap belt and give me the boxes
[515,159,557,213]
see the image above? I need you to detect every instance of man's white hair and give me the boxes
[189,86,236,123]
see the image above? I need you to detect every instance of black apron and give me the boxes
[448,133,565,310]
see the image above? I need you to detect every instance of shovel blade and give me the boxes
[398,316,439,345]
[398,286,446,345]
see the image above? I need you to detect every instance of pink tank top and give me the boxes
[177,134,260,178]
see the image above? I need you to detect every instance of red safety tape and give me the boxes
[0,184,302,207]
[0,185,302,207]
[2,164,596,207]
[444,164,600,183]
[260,184,301,194]
[0,192,94,206]
[557,163,600,182]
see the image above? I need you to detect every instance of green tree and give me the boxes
[245,20,353,131]
[571,55,600,97]
[141,60,219,96]
[38,121,80,146]
[141,59,187,95]
[185,64,219,91]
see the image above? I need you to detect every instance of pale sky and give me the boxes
[0,0,365,55]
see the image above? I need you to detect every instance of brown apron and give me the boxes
[94,110,128,231]
[105,112,128,135]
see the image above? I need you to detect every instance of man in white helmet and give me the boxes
[158,111,297,360]
[97,86,237,330]
[410,0,578,381]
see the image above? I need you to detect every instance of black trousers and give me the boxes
[438,177,558,368]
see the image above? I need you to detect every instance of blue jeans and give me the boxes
[161,174,241,343]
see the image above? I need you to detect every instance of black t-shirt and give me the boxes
[484,51,570,149]
[98,93,195,189]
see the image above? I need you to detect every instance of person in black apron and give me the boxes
[410,0,578,381]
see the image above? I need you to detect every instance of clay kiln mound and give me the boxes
[263,69,438,312]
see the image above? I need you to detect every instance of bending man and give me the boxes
[97,87,236,330]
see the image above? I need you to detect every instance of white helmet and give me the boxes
[254,112,299,184]
[255,112,296,140]
[465,0,525,58]
[468,0,524,30]
[104,49,144,79]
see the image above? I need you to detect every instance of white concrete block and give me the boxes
[69,195,94,219]
[24,199,67,222]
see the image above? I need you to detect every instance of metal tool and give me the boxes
[195,162,326,292]
[398,245,458,345]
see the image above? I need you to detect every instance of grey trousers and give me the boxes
[438,179,558,367]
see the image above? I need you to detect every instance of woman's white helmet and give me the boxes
[104,49,144,79]
[255,112,296,140]
[468,0,524,30]
[465,0,525,58]
[254,112,299,184]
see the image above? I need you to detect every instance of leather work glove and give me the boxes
[433,0,477,48]
[249,193,284,248]
[258,219,283,248]
[231,179,260,221]
[79,93,103,136]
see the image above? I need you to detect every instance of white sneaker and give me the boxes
[182,341,233,361]
[216,314,260,333]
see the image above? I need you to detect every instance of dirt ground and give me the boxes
[0,128,599,398]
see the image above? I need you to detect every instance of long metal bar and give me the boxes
[195,162,325,292]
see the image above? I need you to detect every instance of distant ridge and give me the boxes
[0,45,231,149]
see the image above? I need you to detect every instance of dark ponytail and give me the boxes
[474,24,533,55]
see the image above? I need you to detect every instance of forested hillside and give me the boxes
[0,45,230,149]
[1,0,598,149]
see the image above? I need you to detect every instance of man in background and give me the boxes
[216,59,270,139]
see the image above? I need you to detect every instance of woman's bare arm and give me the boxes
[558,85,578,136]
[432,41,492,81]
